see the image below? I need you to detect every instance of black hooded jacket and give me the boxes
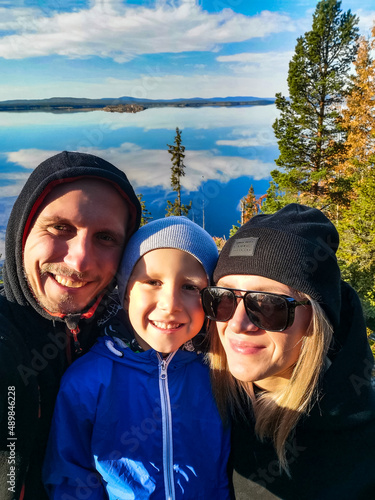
[230,281,375,499]
[0,152,141,500]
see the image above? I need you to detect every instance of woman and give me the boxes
[202,204,375,499]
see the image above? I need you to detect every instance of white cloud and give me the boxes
[217,127,277,148]
[104,73,287,99]
[0,70,287,100]
[0,173,31,198]
[4,144,273,194]
[355,10,375,35]
[5,149,61,169]
[217,50,293,67]
[0,197,16,225]
[0,7,42,31]
[216,51,293,93]
[0,1,296,61]
[0,150,60,198]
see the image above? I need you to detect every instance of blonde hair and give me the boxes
[208,297,333,473]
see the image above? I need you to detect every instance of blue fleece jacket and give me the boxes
[43,335,231,500]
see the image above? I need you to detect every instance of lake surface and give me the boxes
[0,104,280,257]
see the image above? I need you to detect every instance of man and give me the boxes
[0,151,141,499]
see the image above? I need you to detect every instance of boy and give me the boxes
[43,216,230,500]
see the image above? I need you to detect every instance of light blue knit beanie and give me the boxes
[117,216,219,305]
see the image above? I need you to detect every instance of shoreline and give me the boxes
[0,97,276,113]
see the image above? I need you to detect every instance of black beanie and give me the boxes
[214,204,341,328]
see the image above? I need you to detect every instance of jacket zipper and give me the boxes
[157,352,177,500]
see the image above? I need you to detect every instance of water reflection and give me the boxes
[0,105,279,256]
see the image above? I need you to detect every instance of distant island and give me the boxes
[0,96,276,113]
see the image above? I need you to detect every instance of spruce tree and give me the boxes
[166,127,191,216]
[337,25,375,328]
[240,185,257,224]
[137,194,152,226]
[271,0,359,212]
[337,167,375,329]
[340,28,375,179]
[240,186,267,222]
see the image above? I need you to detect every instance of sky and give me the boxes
[1,0,375,102]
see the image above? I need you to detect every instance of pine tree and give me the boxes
[337,24,375,328]
[261,181,297,214]
[240,186,267,223]
[337,167,375,328]
[165,199,192,217]
[271,0,359,212]
[166,127,191,216]
[229,225,239,238]
[137,194,152,226]
[340,28,375,179]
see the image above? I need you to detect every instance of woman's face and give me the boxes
[215,275,312,392]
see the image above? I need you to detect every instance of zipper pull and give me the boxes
[159,359,167,380]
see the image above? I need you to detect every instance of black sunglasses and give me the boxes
[201,286,310,332]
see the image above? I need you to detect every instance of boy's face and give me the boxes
[126,248,208,355]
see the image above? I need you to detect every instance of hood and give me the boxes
[3,151,141,328]
[91,335,200,374]
[100,307,209,355]
[306,280,375,430]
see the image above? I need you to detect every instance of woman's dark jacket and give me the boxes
[231,281,375,500]
[0,151,140,500]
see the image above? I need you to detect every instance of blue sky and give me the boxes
[1,0,374,101]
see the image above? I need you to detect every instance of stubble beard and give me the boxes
[23,264,88,315]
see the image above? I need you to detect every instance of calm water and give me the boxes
[0,104,280,257]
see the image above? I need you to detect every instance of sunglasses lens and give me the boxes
[244,293,288,331]
[202,288,292,330]
[202,288,236,322]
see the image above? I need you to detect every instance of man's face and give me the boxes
[23,178,129,315]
